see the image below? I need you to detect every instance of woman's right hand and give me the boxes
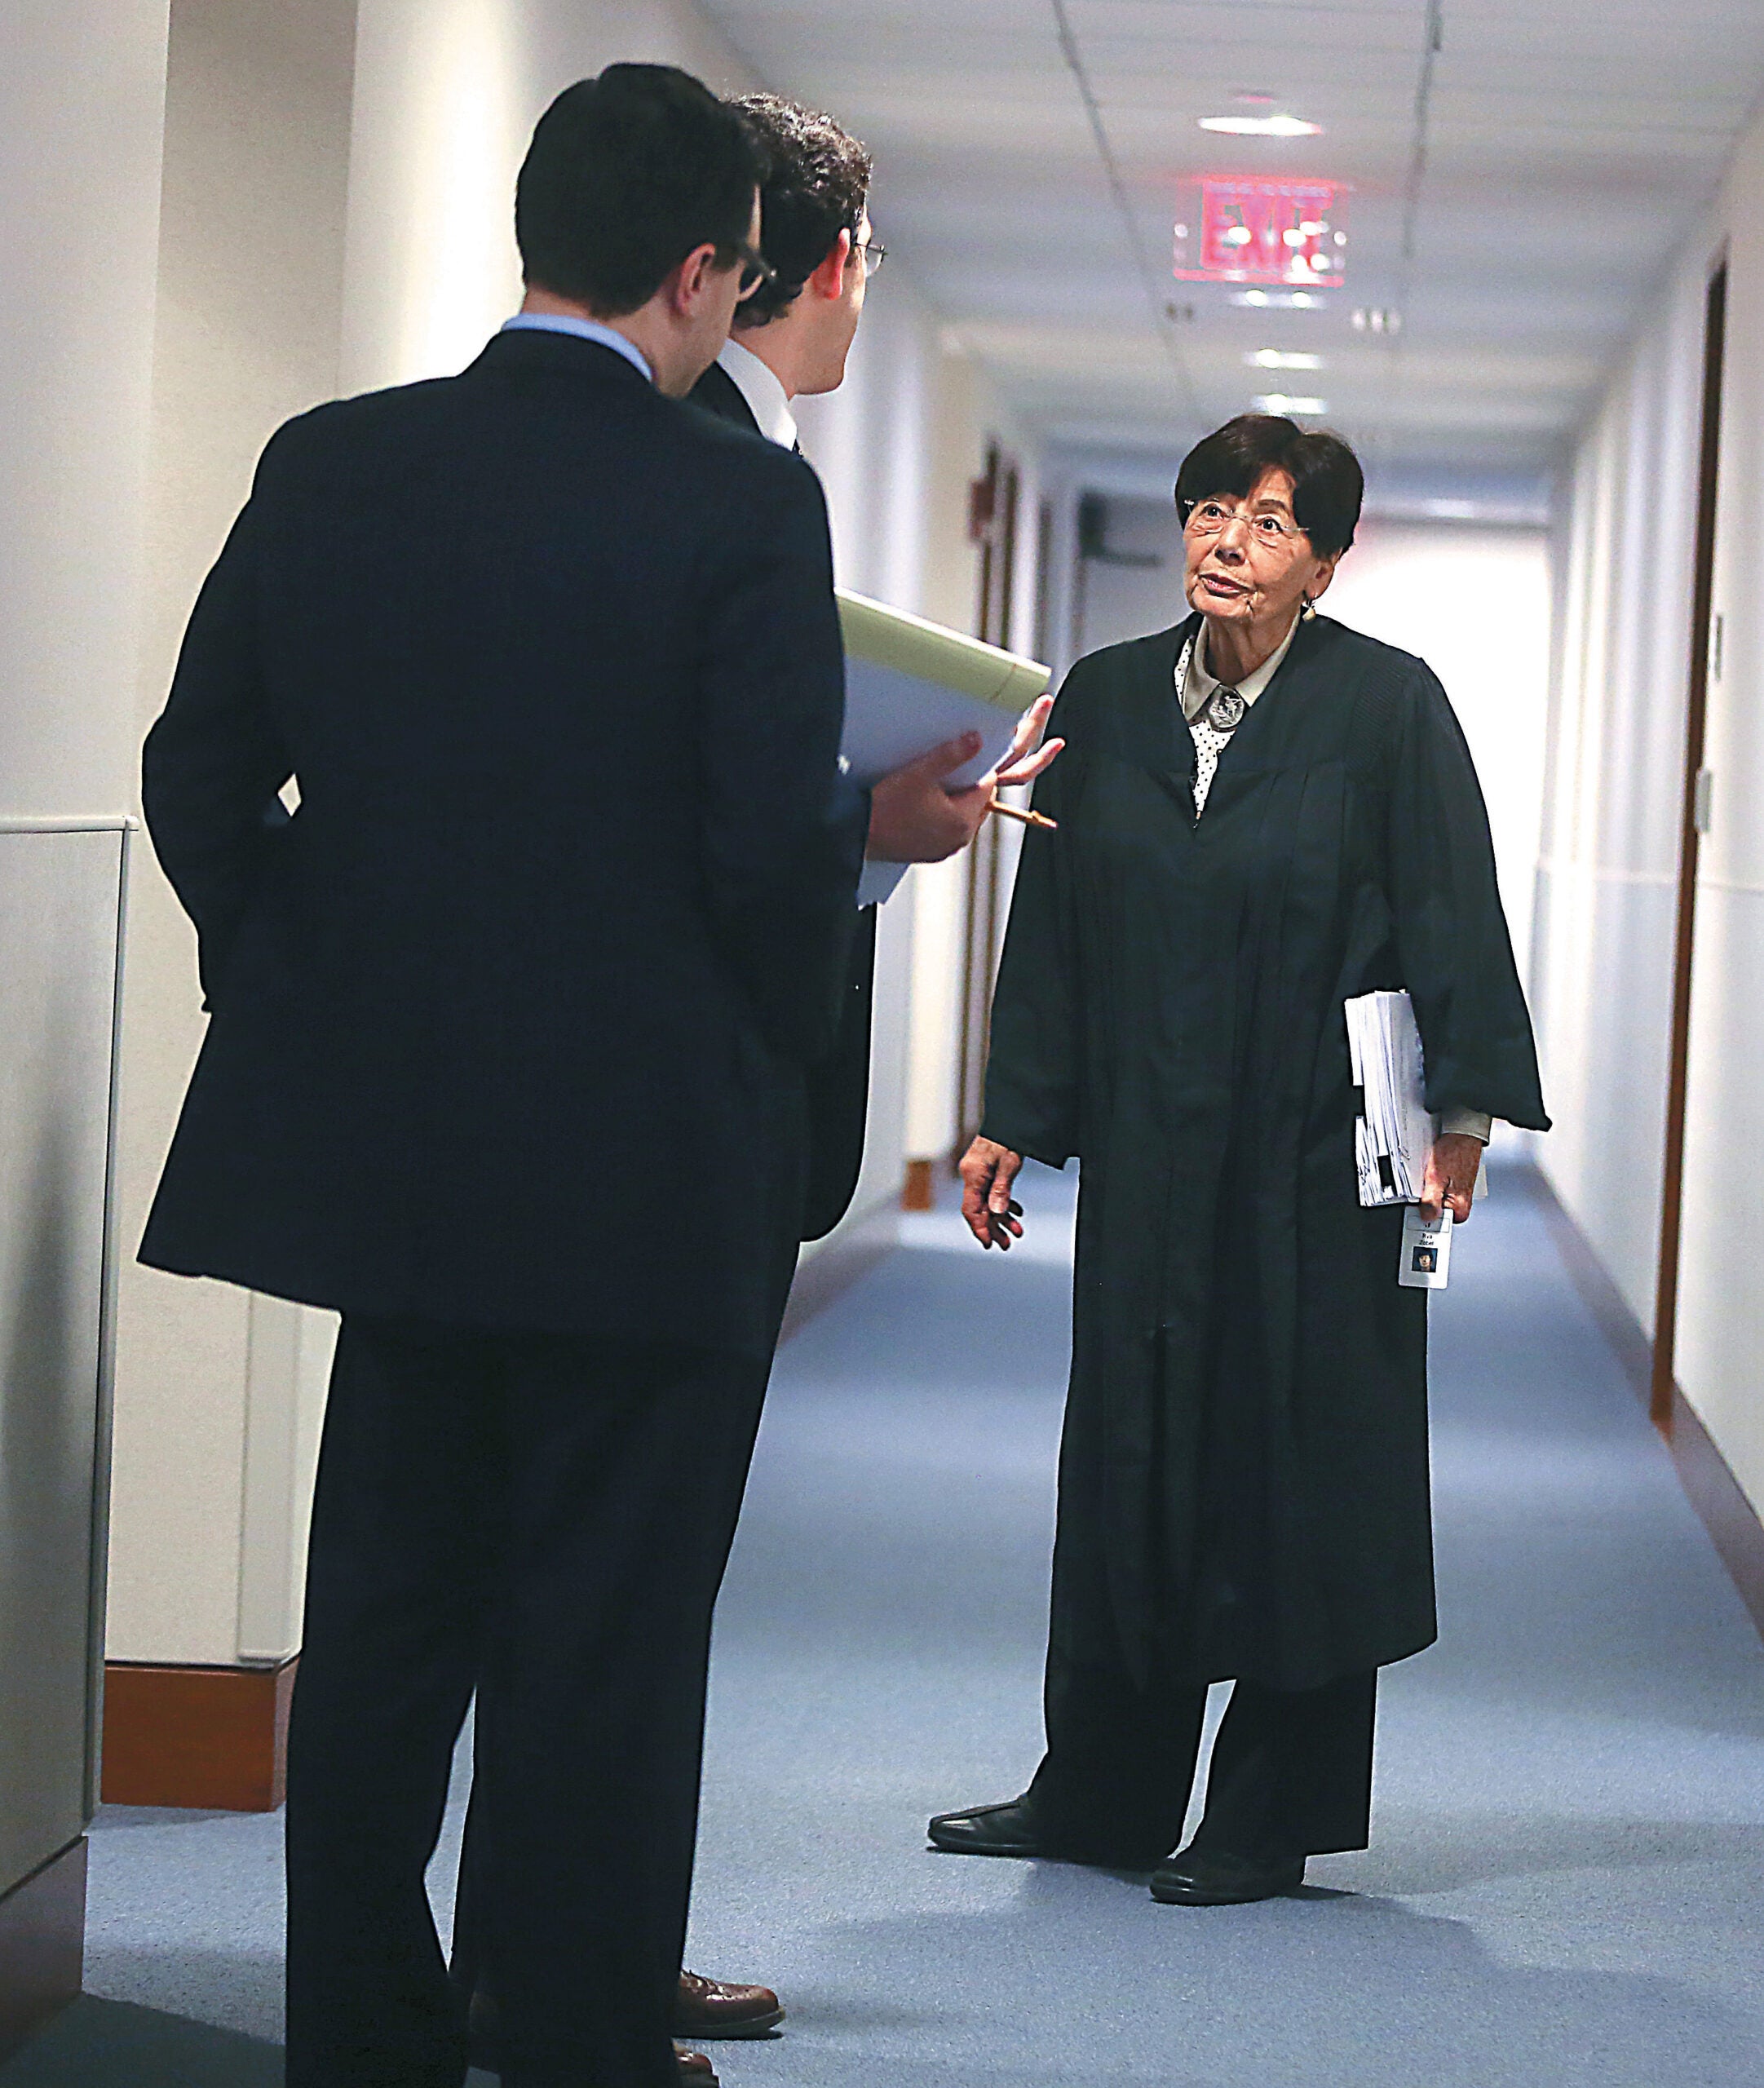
[960,1137,1024,1250]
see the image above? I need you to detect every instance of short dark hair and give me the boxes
[515,66,764,317]
[1174,414,1364,557]
[732,95,873,327]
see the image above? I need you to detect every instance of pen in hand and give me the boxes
[988,799,1058,832]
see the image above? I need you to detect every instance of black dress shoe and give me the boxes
[1148,1847,1306,1905]
[927,1796,1165,1869]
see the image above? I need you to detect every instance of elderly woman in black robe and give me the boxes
[928,414,1549,1907]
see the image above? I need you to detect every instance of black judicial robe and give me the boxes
[981,611,1550,1692]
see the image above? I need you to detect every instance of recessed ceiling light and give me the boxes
[1249,349,1324,370]
[1232,290,1324,310]
[1200,113,1322,138]
[1253,392,1328,416]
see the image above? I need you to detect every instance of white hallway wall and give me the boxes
[0,5,168,824]
[105,0,1022,1666]
[1535,94,1764,1517]
[804,322,1042,1179]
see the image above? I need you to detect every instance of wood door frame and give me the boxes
[1650,255,1728,1434]
[955,445,1019,1156]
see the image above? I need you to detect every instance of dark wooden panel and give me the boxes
[0,1837,86,2064]
[100,1660,296,1812]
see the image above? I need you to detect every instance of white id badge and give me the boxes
[1399,1205,1452,1290]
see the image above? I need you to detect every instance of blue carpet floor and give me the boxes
[8,1160,1764,2085]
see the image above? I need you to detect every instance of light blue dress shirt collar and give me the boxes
[500,312,652,384]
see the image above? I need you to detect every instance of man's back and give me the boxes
[141,326,864,1350]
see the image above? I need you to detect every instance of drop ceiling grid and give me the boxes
[700,0,1764,474]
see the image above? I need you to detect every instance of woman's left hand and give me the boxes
[987,694,1064,792]
[1420,1132,1483,1225]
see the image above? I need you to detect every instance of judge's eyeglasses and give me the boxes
[1183,498,1304,547]
[851,236,887,280]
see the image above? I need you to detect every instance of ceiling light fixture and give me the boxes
[1232,290,1324,310]
[1253,392,1328,416]
[1249,349,1324,370]
[1200,113,1322,138]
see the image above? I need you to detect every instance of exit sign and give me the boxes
[1173,179,1347,288]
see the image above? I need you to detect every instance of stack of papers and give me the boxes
[1346,990,1435,1207]
[836,591,1050,790]
[838,590,1052,905]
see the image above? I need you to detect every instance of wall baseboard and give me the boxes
[1664,1381,1764,1642]
[1522,1162,1764,1645]
[0,1838,86,2064]
[902,1158,936,1212]
[101,1657,298,1812]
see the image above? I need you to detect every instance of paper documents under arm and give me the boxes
[837,591,1050,790]
[1346,990,1436,1207]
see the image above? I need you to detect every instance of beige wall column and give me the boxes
[0,0,173,2044]
[104,0,360,1803]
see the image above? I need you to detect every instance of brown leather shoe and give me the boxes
[672,1968,785,2038]
[675,2043,719,2084]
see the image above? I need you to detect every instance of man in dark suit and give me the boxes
[689,96,882,1249]
[139,66,988,2088]
[692,94,1058,1246]
[448,91,1056,2072]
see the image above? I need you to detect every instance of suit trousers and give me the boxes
[445,1223,802,2032]
[284,1315,770,2088]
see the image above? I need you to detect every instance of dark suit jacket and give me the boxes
[139,328,867,1356]
[689,356,878,1241]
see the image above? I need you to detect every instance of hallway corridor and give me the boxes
[7,1161,1763,2087]
[686,1161,1764,2086]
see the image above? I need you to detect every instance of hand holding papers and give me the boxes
[841,590,1059,901]
[837,591,1052,790]
[1346,989,1483,1287]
